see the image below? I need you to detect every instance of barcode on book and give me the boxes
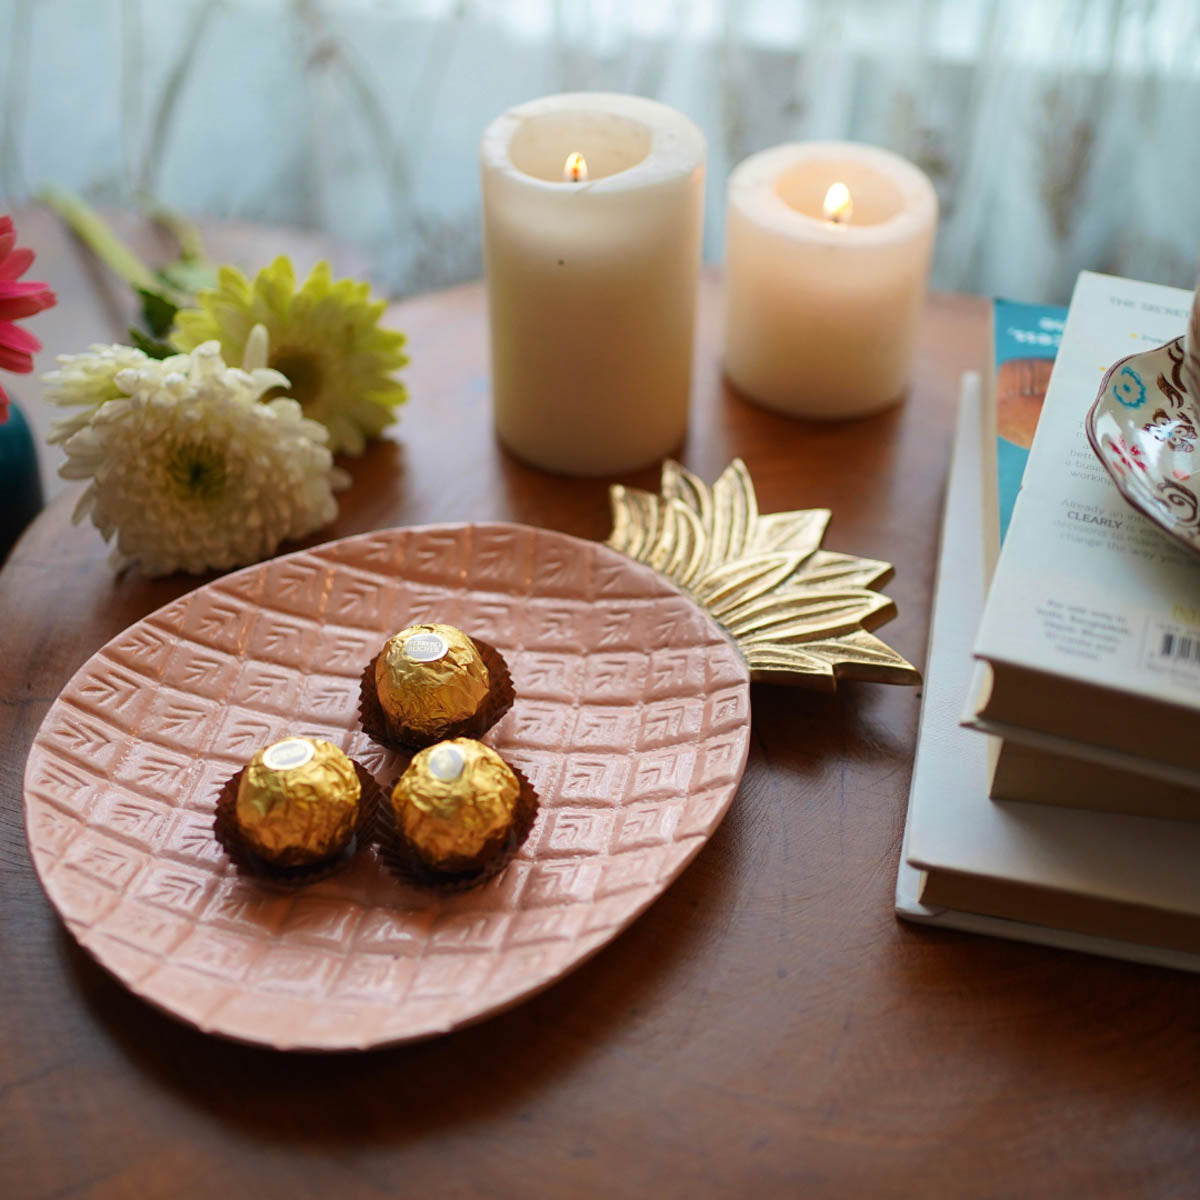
[1158,631,1200,663]
[1142,619,1200,689]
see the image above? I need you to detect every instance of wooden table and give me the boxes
[3,212,1198,1199]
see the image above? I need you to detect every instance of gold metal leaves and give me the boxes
[607,459,920,690]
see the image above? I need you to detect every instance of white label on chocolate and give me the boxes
[262,737,316,771]
[427,743,466,782]
[404,632,448,663]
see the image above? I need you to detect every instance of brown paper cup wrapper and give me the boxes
[358,636,515,752]
[373,762,539,893]
[213,760,382,887]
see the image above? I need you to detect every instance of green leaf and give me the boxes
[137,288,180,338]
[129,327,177,360]
[39,184,164,294]
[157,259,218,296]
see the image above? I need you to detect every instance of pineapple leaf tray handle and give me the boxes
[607,458,920,690]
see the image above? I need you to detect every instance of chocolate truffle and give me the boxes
[235,736,361,866]
[391,738,520,874]
[374,623,490,741]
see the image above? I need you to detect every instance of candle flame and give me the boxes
[823,181,853,226]
[563,151,588,183]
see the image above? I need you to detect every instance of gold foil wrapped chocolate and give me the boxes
[235,737,361,866]
[391,738,520,874]
[374,623,490,741]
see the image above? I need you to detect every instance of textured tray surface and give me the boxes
[24,523,751,1050]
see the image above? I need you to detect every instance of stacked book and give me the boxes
[897,272,1200,970]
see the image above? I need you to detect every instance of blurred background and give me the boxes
[1,0,1198,304]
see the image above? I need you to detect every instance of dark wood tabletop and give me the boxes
[3,210,1198,1200]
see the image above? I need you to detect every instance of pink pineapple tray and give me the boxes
[23,523,751,1051]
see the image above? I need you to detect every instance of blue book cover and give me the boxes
[992,298,1067,541]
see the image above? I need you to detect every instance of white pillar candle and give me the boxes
[723,141,938,420]
[480,93,706,476]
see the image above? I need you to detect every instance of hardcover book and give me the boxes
[978,290,1200,818]
[971,272,1200,772]
[896,374,1200,970]
[988,736,1200,821]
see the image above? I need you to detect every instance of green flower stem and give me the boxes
[136,191,206,264]
[38,184,190,307]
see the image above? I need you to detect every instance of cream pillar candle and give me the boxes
[724,141,938,419]
[480,93,706,476]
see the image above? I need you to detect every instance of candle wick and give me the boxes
[822,182,853,227]
[563,152,588,183]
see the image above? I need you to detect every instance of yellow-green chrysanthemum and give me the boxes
[171,256,408,455]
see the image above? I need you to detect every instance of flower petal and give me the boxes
[0,286,56,320]
[242,322,270,371]
[0,217,55,380]
[0,245,34,281]
[0,345,34,373]
[0,277,54,299]
[0,320,43,354]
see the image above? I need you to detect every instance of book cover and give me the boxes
[897,373,1200,970]
[972,272,1200,769]
[991,298,1065,545]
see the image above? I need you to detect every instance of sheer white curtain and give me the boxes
[1,0,1197,301]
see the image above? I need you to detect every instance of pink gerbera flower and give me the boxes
[0,214,57,423]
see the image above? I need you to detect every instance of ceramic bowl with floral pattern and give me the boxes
[1086,336,1200,558]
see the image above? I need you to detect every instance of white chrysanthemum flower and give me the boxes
[51,339,347,577]
[43,343,159,444]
